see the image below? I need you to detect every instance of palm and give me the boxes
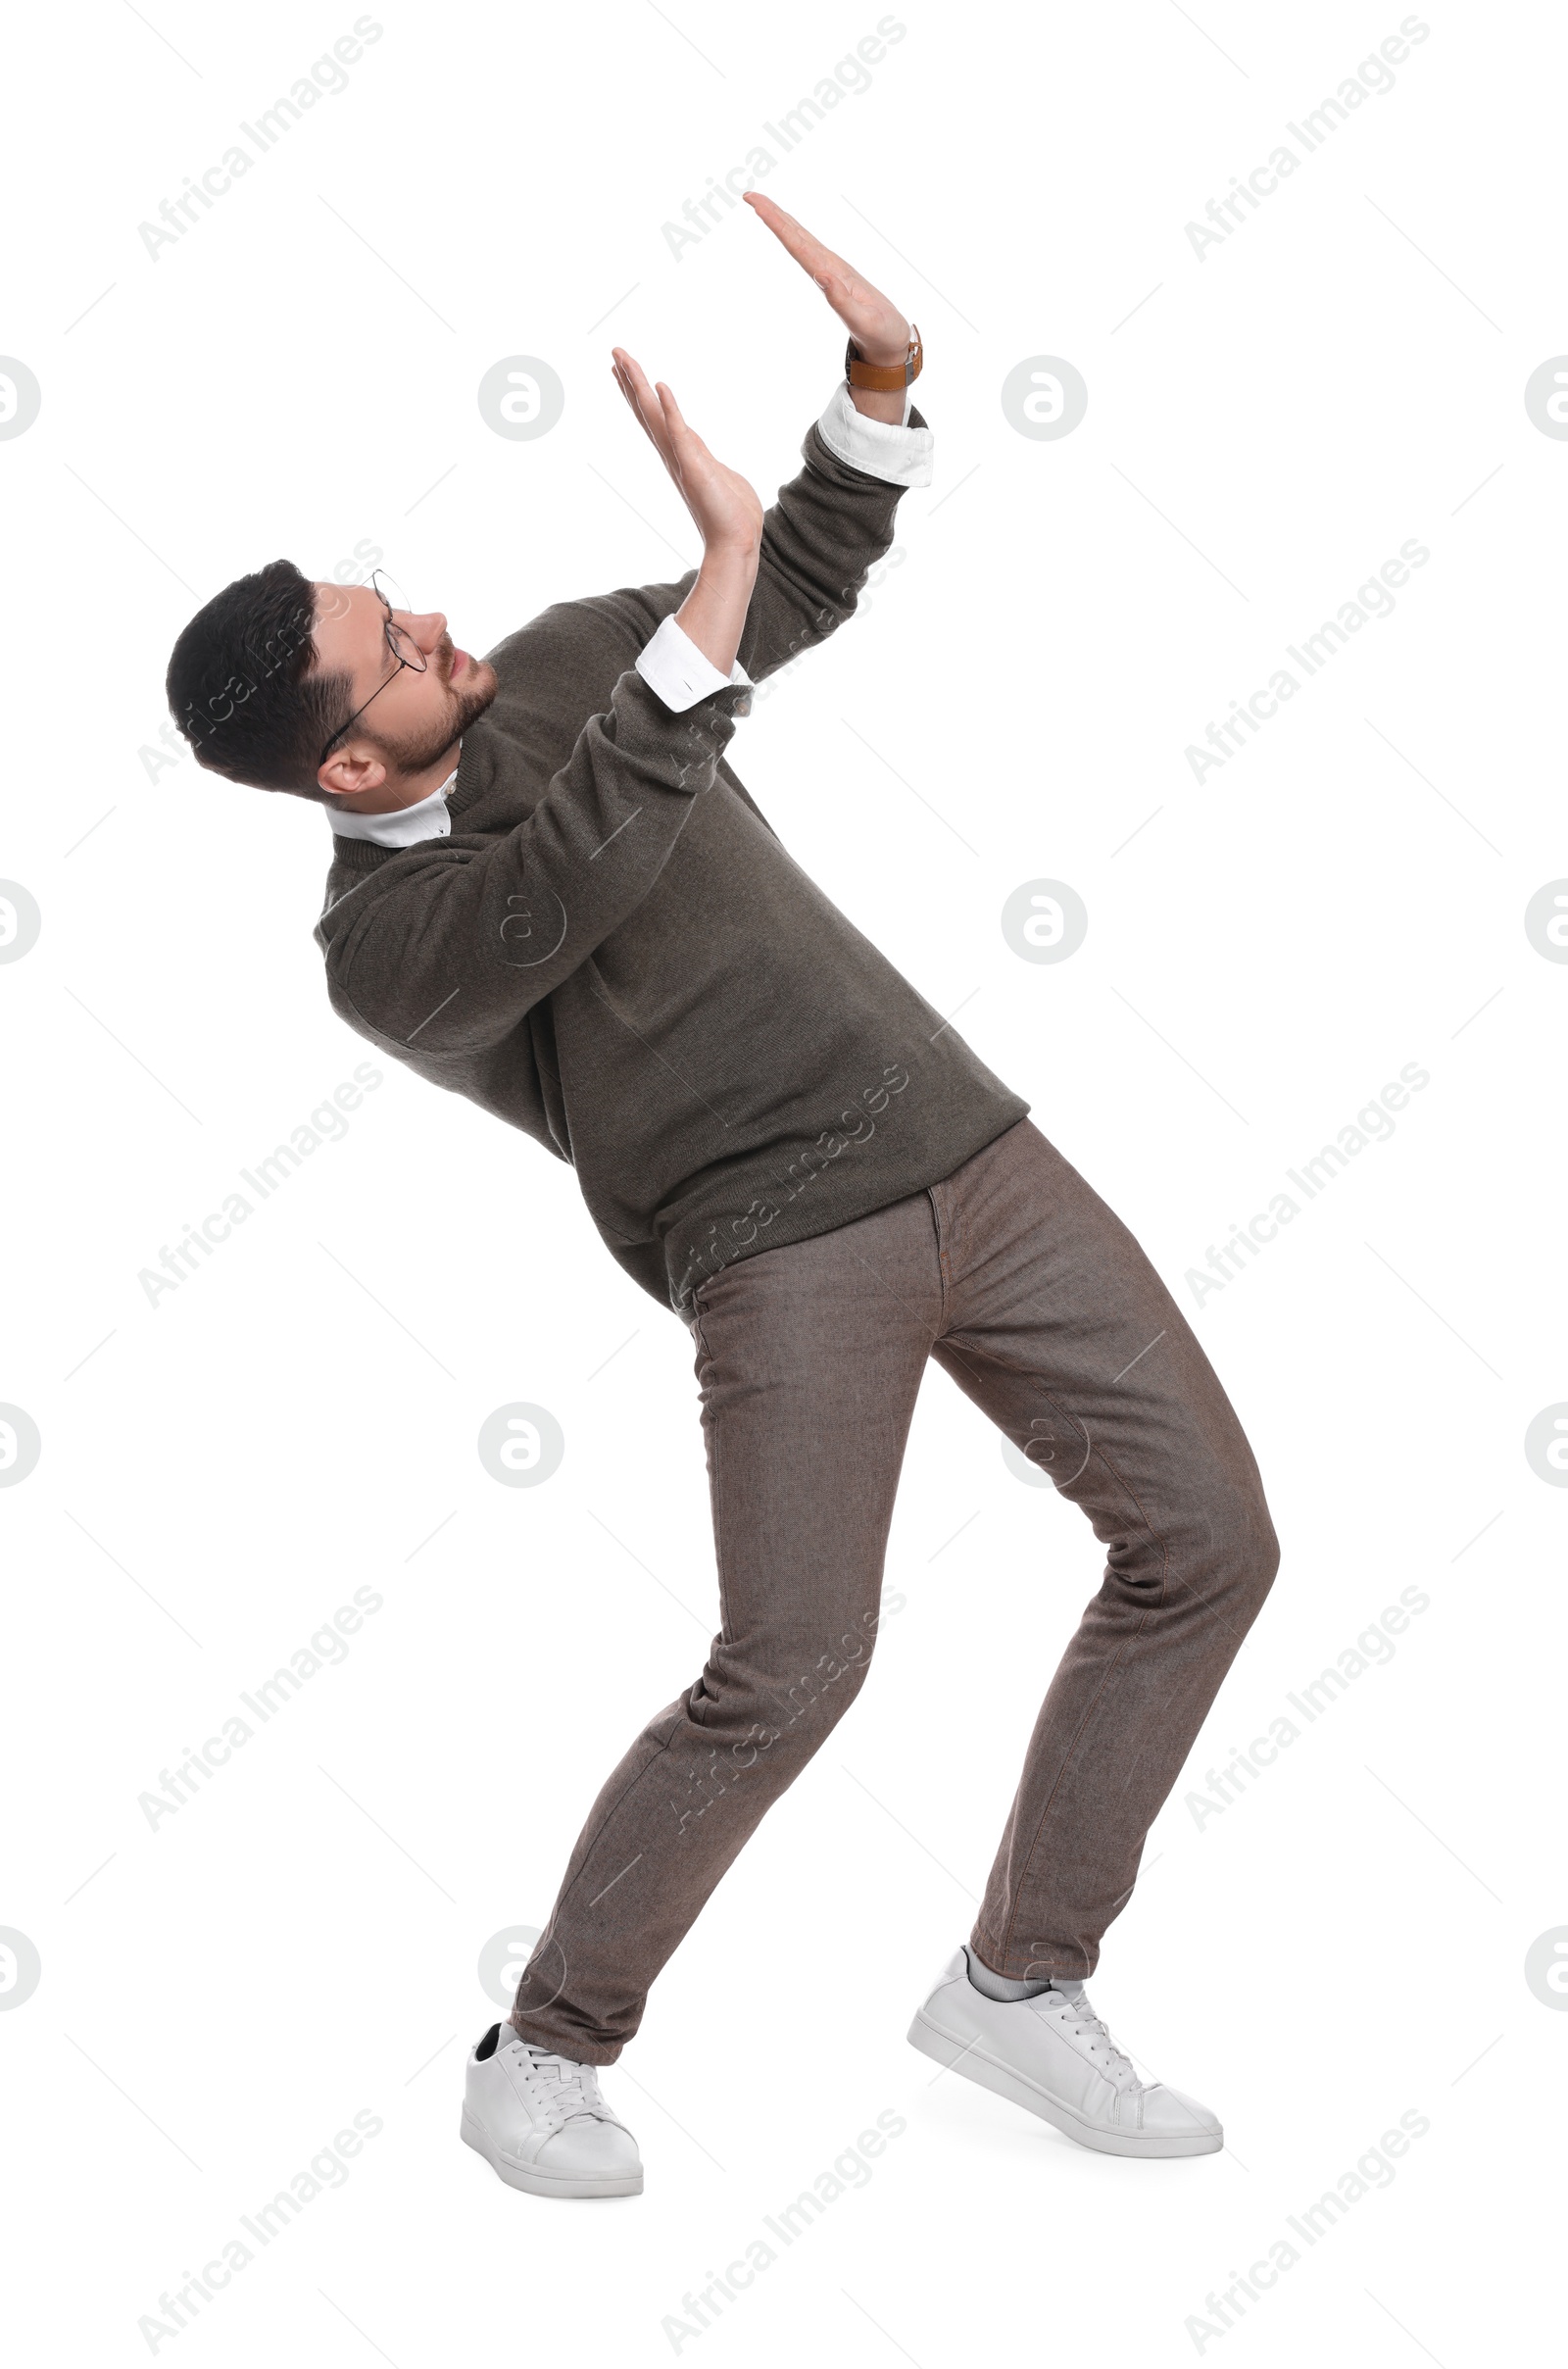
[741,192,910,365]
[610,350,763,550]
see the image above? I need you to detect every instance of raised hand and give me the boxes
[609,348,761,678]
[610,349,763,556]
[741,192,912,368]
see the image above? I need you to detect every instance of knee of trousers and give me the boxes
[1109,1470,1280,1627]
[690,1629,878,1755]
[1201,1474,1281,1621]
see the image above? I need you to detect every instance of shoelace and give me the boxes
[1041,1989,1142,2092]
[511,2042,612,2130]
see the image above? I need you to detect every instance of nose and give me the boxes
[403,610,448,656]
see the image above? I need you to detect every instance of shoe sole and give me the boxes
[906,2005,1223,2159]
[460,2104,644,2197]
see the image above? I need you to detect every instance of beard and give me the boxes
[373,653,499,776]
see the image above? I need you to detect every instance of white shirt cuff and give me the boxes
[814,378,933,489]
[635,614,755,713]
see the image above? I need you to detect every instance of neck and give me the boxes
[330,738,462,815]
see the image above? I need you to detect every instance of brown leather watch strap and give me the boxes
[845,324,922,391]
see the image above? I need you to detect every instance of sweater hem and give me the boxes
[659,1096,1031,1318]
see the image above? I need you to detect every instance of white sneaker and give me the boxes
[906,1947,1222,2159]
[461,2021,643,2197]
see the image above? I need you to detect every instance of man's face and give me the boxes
[310,578,499,802]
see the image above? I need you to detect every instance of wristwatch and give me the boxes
[845,324,922,392]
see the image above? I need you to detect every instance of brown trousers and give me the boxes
[512,1119,1279,2063]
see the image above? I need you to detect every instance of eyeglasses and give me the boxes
[318,568,427,768]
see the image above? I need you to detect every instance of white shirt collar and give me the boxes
[326,760,459,848]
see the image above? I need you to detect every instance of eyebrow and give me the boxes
[318,581,389,684]
[361,583,391,674]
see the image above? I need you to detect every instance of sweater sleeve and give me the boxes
[732,405,928,687]
[532,397,929,706]
[317,666,749,1055]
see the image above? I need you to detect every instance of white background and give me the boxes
[1,1,1561,2361]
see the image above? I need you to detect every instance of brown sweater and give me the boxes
[314,411,1028,1315]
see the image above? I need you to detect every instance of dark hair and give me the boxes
[165,559,350,802]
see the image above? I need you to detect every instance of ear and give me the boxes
[317,744,388,802]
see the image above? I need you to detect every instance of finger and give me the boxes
[612,362,657,435]
[612,371,660,458]
[654,382,707,463]
[654,379,688,432]
[612,351,671,453]
[609,355,641,417]
[742,190,849,285]
[612,346,660,413]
